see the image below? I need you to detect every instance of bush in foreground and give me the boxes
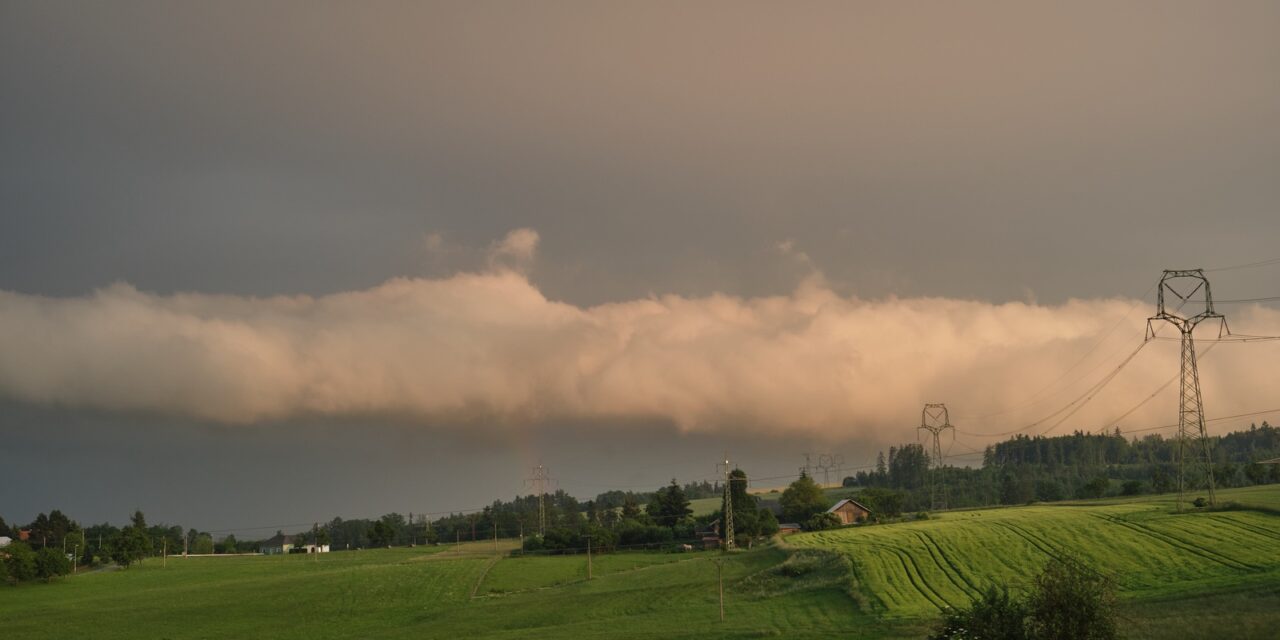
[930,556,1116,640]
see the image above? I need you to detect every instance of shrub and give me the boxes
[34,547,71,582]
[1026,557,1117,640]
[4,542,37,584]
[1192,497,1208,508]
[805,512,841,531]
[1120,480,1144,496]
[930,557,1117,640]
[930,585,1029,640]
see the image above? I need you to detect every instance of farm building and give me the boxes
[298,543,330,553]
[259,533,295,555]
[777,523,802,534]
[827,498,872,525]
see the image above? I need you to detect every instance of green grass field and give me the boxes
[3,486,1278,639]
[788,485,1280,636]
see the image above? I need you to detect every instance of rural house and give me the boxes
[826,498,872,525]
[259,533,295,555]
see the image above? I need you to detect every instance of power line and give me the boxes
[1205,256,1280,272]
[956,339,1150,438]
[955,282,1157,421]
[1214,295,1280,304]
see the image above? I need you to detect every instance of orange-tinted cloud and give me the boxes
[2,252,1275,441]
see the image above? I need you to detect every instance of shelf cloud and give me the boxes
[2,233,1275,440]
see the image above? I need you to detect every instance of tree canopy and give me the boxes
[780,471,829,524]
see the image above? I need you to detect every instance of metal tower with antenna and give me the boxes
[717,453,735,550]
[524,464,554,536]
[1147,269,1224,510]
[919,403,955,511]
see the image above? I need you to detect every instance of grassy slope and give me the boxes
[788,484,1280,636]
[0,542,891,639]
[2,486,1277,639]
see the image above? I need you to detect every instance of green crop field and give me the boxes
[788,485,1280,637]
[3,486,1278,639]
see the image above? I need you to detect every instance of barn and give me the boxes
[826,498,872,525]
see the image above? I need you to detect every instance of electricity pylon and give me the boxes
[816,454,845,487]
[919,403,955,511]
[717,453,735,550]
[1147,269,1224,510]
[524,465,553,535]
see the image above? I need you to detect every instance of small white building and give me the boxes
[298,543,330,554]
[0,536,11,548]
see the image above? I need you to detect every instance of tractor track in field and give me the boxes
[888,545,954,611]
[1090,513,1255,571]
[1204,513,1280,541]
[469,556,501,599]
[912,531,980,599]
[991,520,1063,563]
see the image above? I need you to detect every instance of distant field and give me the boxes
[689,486,849,517]
[0,541,879,639]
[3,486,1278,639]
[789,484,1280,632]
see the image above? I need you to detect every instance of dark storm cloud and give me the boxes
[3,1,1278,304]
[3,2,1280,528]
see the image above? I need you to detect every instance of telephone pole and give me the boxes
[919,403,955,511]
[1147,269,1223,509]
[525,464,553,536]
[717,453,735,550]
[585,533,593,580]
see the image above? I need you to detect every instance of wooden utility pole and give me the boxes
[162,538,167,568]
[586,534,593,580]
[716,559,724,622]
[73,545,79,574]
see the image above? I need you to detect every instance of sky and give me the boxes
[2,1,1279,534]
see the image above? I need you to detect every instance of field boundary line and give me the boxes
[470,556,501,599]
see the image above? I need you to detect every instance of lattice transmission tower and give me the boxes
[1147,269,1225,510]
[816,454,845,488]
[524,464,554,535]
[717,453,735,550]
[919,403,955,511]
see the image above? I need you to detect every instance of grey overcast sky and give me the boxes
[2,1,1279,533]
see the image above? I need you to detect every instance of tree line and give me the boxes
[842,422,1280,513]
